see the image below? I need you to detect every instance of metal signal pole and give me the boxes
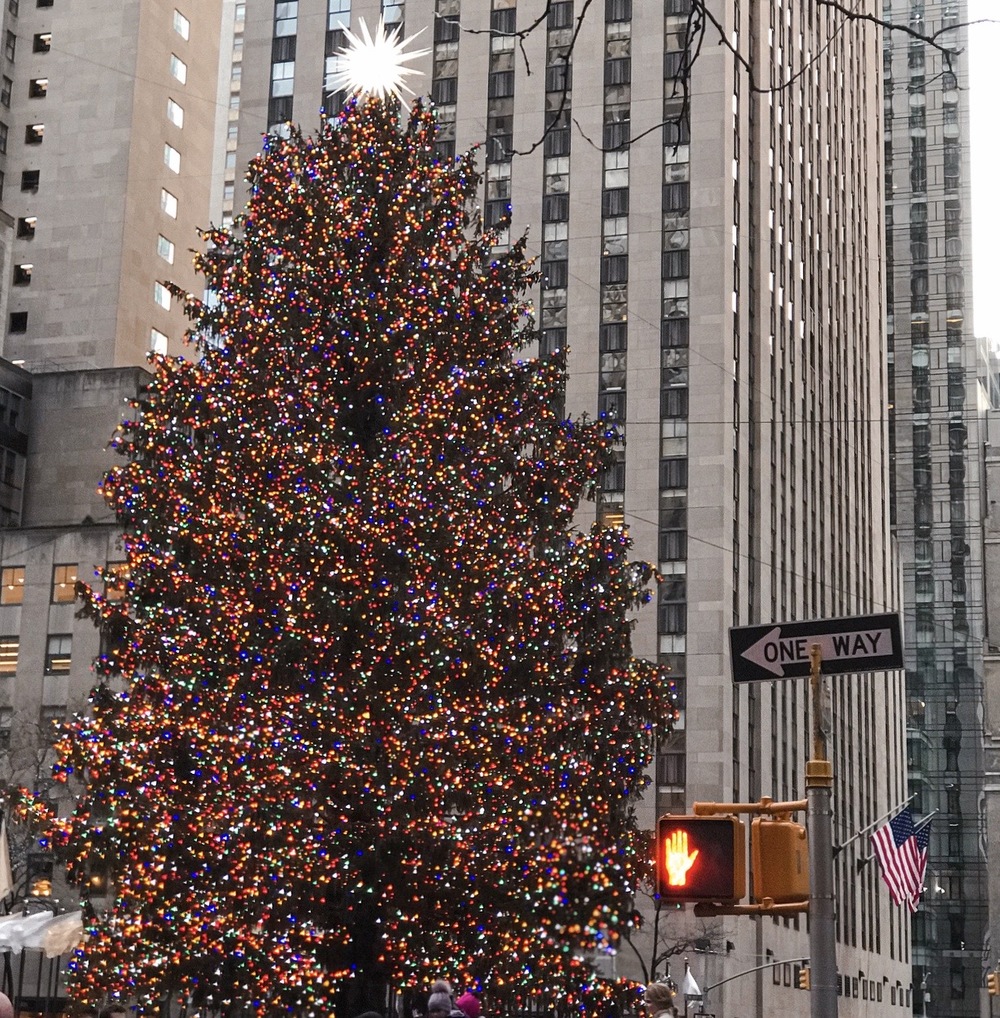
[807,644,837,1018]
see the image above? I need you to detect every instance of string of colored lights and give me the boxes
[43,94,676,1013]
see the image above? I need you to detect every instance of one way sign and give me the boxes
[729,613,903,682]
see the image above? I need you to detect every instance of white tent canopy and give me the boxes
[0,911,83,958]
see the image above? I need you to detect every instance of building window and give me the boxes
[7,0,17,14]
[163,144,181,173]
[169,54,187,84]
[271,60,295,96]
[660,457,688,489]
[150,329,168,355]
[0,122,6,153]
[663,182,689,212]
[328,0,349,31]
[602,188,629,217]
[160,189,178,218]
[20,169,38,191]
[31,32,50,52]
[44,633,71,674]
[24,122,42,144]
[154,282,171,310]
[8,312,26,333]
[16,216,35,238]
[488,71,514,99]
[0,389,21,432]
[12,263,31,285]
[542,260,568,289]
[157,235,175,264]
[0,76,10,106]
[166,98,184,127]
[0,567,24,605]
[0,447,17,487]
[28,77,46,97]
[4,33,15,61]
[51,563,77,603]
[275,1,298,35]
[656,745,685,786]
[39,707,64,741]
[0,637,17,676]
[0,708,10,749]
[104,563,129,603]
[172,9,190,39]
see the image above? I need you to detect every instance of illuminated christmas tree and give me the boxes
[51,47,675,1015]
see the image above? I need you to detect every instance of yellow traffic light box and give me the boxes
[751,816,810,904]
[987,971,999,996]
[656,815,746,903]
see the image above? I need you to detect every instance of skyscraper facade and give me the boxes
[883,2,990,1013]
[0,0,223,370]
[233,1,910,1012]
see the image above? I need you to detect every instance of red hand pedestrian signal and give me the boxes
[656,815,746,903]
[663,828,699,887]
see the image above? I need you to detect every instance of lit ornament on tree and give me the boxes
[46,41,677,1018]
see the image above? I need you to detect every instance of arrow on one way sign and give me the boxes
[729,613,903,682]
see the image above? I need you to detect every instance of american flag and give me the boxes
[870,808,930,912]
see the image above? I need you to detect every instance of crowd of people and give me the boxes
[353,977,679,1018]
[354,979,481,1018]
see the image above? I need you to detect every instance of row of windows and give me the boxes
[0,562,127,605]
[430,1,458,161]
[0,632,70,675]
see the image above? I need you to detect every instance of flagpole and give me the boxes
[833,794,915,855]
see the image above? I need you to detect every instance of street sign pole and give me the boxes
[807,644,837,1018]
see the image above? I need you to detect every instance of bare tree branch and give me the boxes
[437,1,999,160]
[509,0,596,157]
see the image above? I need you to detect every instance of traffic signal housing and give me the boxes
[798,966,811,990]
[656,814,746,903]
[751,816,809,903]
[987,971,999,996]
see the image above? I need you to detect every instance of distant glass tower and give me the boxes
[883,1,990,1013]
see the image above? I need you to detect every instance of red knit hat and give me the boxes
[455,993,481,1018]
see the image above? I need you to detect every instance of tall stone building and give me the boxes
[0,0,223,369]
[0,0,224,933]
[883,2,991,1014]
[230,0,908,1013]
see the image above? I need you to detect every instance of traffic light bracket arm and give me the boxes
[694,898,809,917]
[693,796,807,817]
